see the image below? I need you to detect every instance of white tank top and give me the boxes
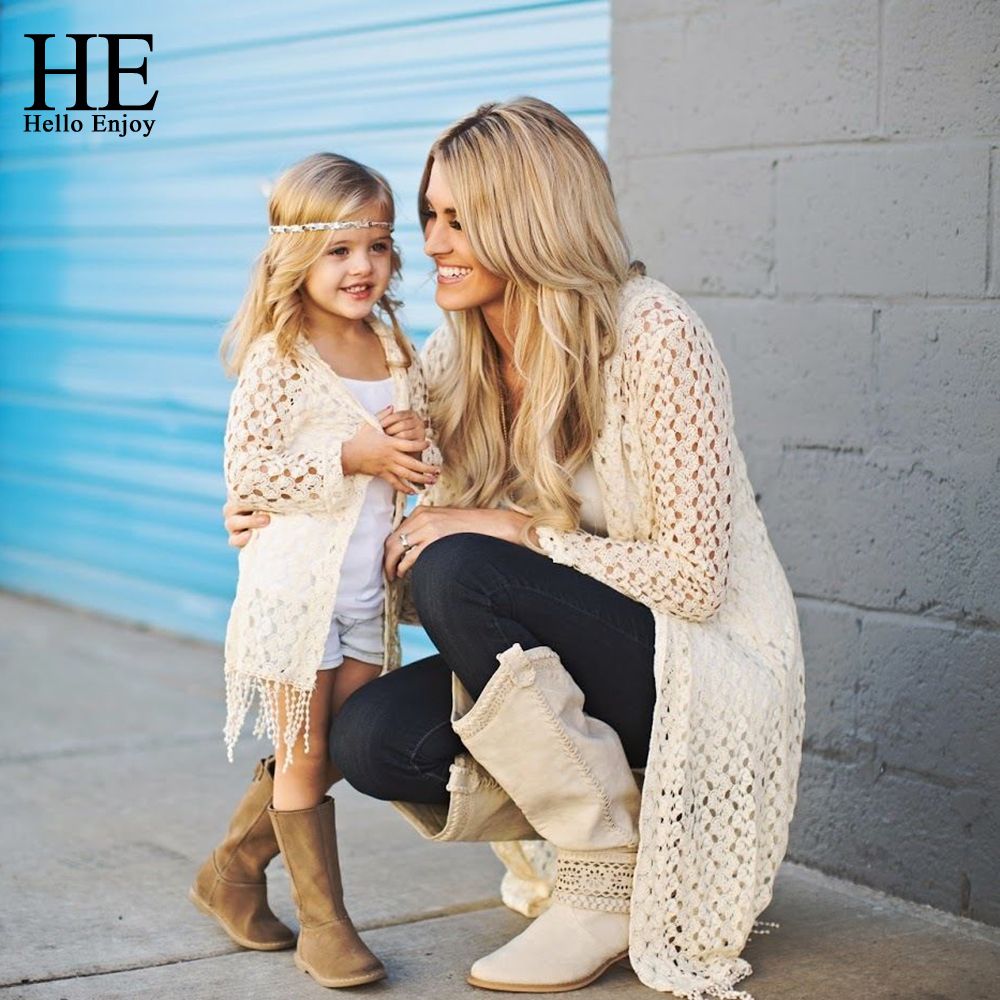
[333,376,396,618]
[501,457,608,535]
[572,457,608,536]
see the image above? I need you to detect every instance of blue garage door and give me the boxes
[0,1,610,651]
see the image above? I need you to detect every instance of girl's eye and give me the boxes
[329,246,349,256]
[371,241,389,253]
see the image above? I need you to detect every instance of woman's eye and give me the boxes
[449,220,463,231]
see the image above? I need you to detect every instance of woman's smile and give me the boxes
[436,265,473,284]
[422,161,508,315]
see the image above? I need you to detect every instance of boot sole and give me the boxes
[187,887,296,952]
[466,950,630,993]
[294,951,387,987]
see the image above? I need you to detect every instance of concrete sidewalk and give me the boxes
[1,590,997,1000]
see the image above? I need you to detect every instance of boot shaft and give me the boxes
[216,756,281,882]
[453,643,640,852]
[268,796,348,927]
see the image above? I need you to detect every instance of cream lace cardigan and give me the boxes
[221,319,436,765]
[403,276,805,1000]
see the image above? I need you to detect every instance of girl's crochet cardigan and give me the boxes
[406,275,805,1000]
[221,319,437,765]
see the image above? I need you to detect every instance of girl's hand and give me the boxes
[377,405,428,444]
[342,421,440,496]
[223,496,269,549]
[384,506,532,581]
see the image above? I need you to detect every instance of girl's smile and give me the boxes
[301,209,394,332]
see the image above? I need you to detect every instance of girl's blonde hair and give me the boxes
[419,97,632,536]
[221,153,412,376]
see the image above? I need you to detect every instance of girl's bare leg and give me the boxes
[324,657,383,788]
[272,670,336,811]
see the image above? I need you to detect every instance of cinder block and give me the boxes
[797,600,863,758]
[618,154,774,295]
[883,0,1000,138]
[856,617,1000,786]
[777,145,989,296]
[762,446,1000,623]
[611,0,877,158]
[687,297,877,448]
[790,754,1000,921]
[991,147,1000,297]
[876,304,1000,455]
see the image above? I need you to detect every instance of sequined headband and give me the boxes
[268,220,394,235]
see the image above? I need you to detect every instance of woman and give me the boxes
[224,98,805,999]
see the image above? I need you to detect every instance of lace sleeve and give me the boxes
[224,342,347,514]
[535,294,733,622]
[398,332,450,625]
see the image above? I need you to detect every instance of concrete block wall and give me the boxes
[610,0,999,923]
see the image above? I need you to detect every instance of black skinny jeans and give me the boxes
[330,533,656,806]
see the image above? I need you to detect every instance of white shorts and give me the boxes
[319,611,385,670]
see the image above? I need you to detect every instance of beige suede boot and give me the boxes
[189,756,295,951]
[452,643,640,992]
[269,797,386,988]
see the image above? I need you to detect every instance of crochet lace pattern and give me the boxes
[552,848,637,913]
[535,291,732,623]
[415,277,806,1000]
[222,325,435,769]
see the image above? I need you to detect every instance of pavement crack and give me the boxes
[358,897,504,931]
[0,901,506,990]
[0,949,237,990]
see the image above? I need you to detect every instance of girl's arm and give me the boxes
[532,292,734,623]
[224,341,350,515]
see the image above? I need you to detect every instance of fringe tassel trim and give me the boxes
[224,671,314,773]
[666,921,780,1000]
[677,988,754,1000]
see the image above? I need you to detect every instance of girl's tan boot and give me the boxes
[268,796,387,988]
[189,756,296,950]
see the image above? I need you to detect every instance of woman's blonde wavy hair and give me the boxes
[419,97,635,537]
[221,152,413,376]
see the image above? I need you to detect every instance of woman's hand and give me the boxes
[384,506,533,581]
[223,496,269,549]
[342,418,440,496]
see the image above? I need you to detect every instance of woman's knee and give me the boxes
[410,533,510,624]
[328,681,398,800]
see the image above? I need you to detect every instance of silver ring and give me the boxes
[399,531,413,552]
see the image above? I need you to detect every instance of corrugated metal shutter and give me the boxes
[0,1,610,652]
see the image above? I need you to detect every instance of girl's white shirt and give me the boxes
[333,375,396,619]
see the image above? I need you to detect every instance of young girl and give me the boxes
[189,153,441,989]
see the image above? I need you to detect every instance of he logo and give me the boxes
[23,33,159,138]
